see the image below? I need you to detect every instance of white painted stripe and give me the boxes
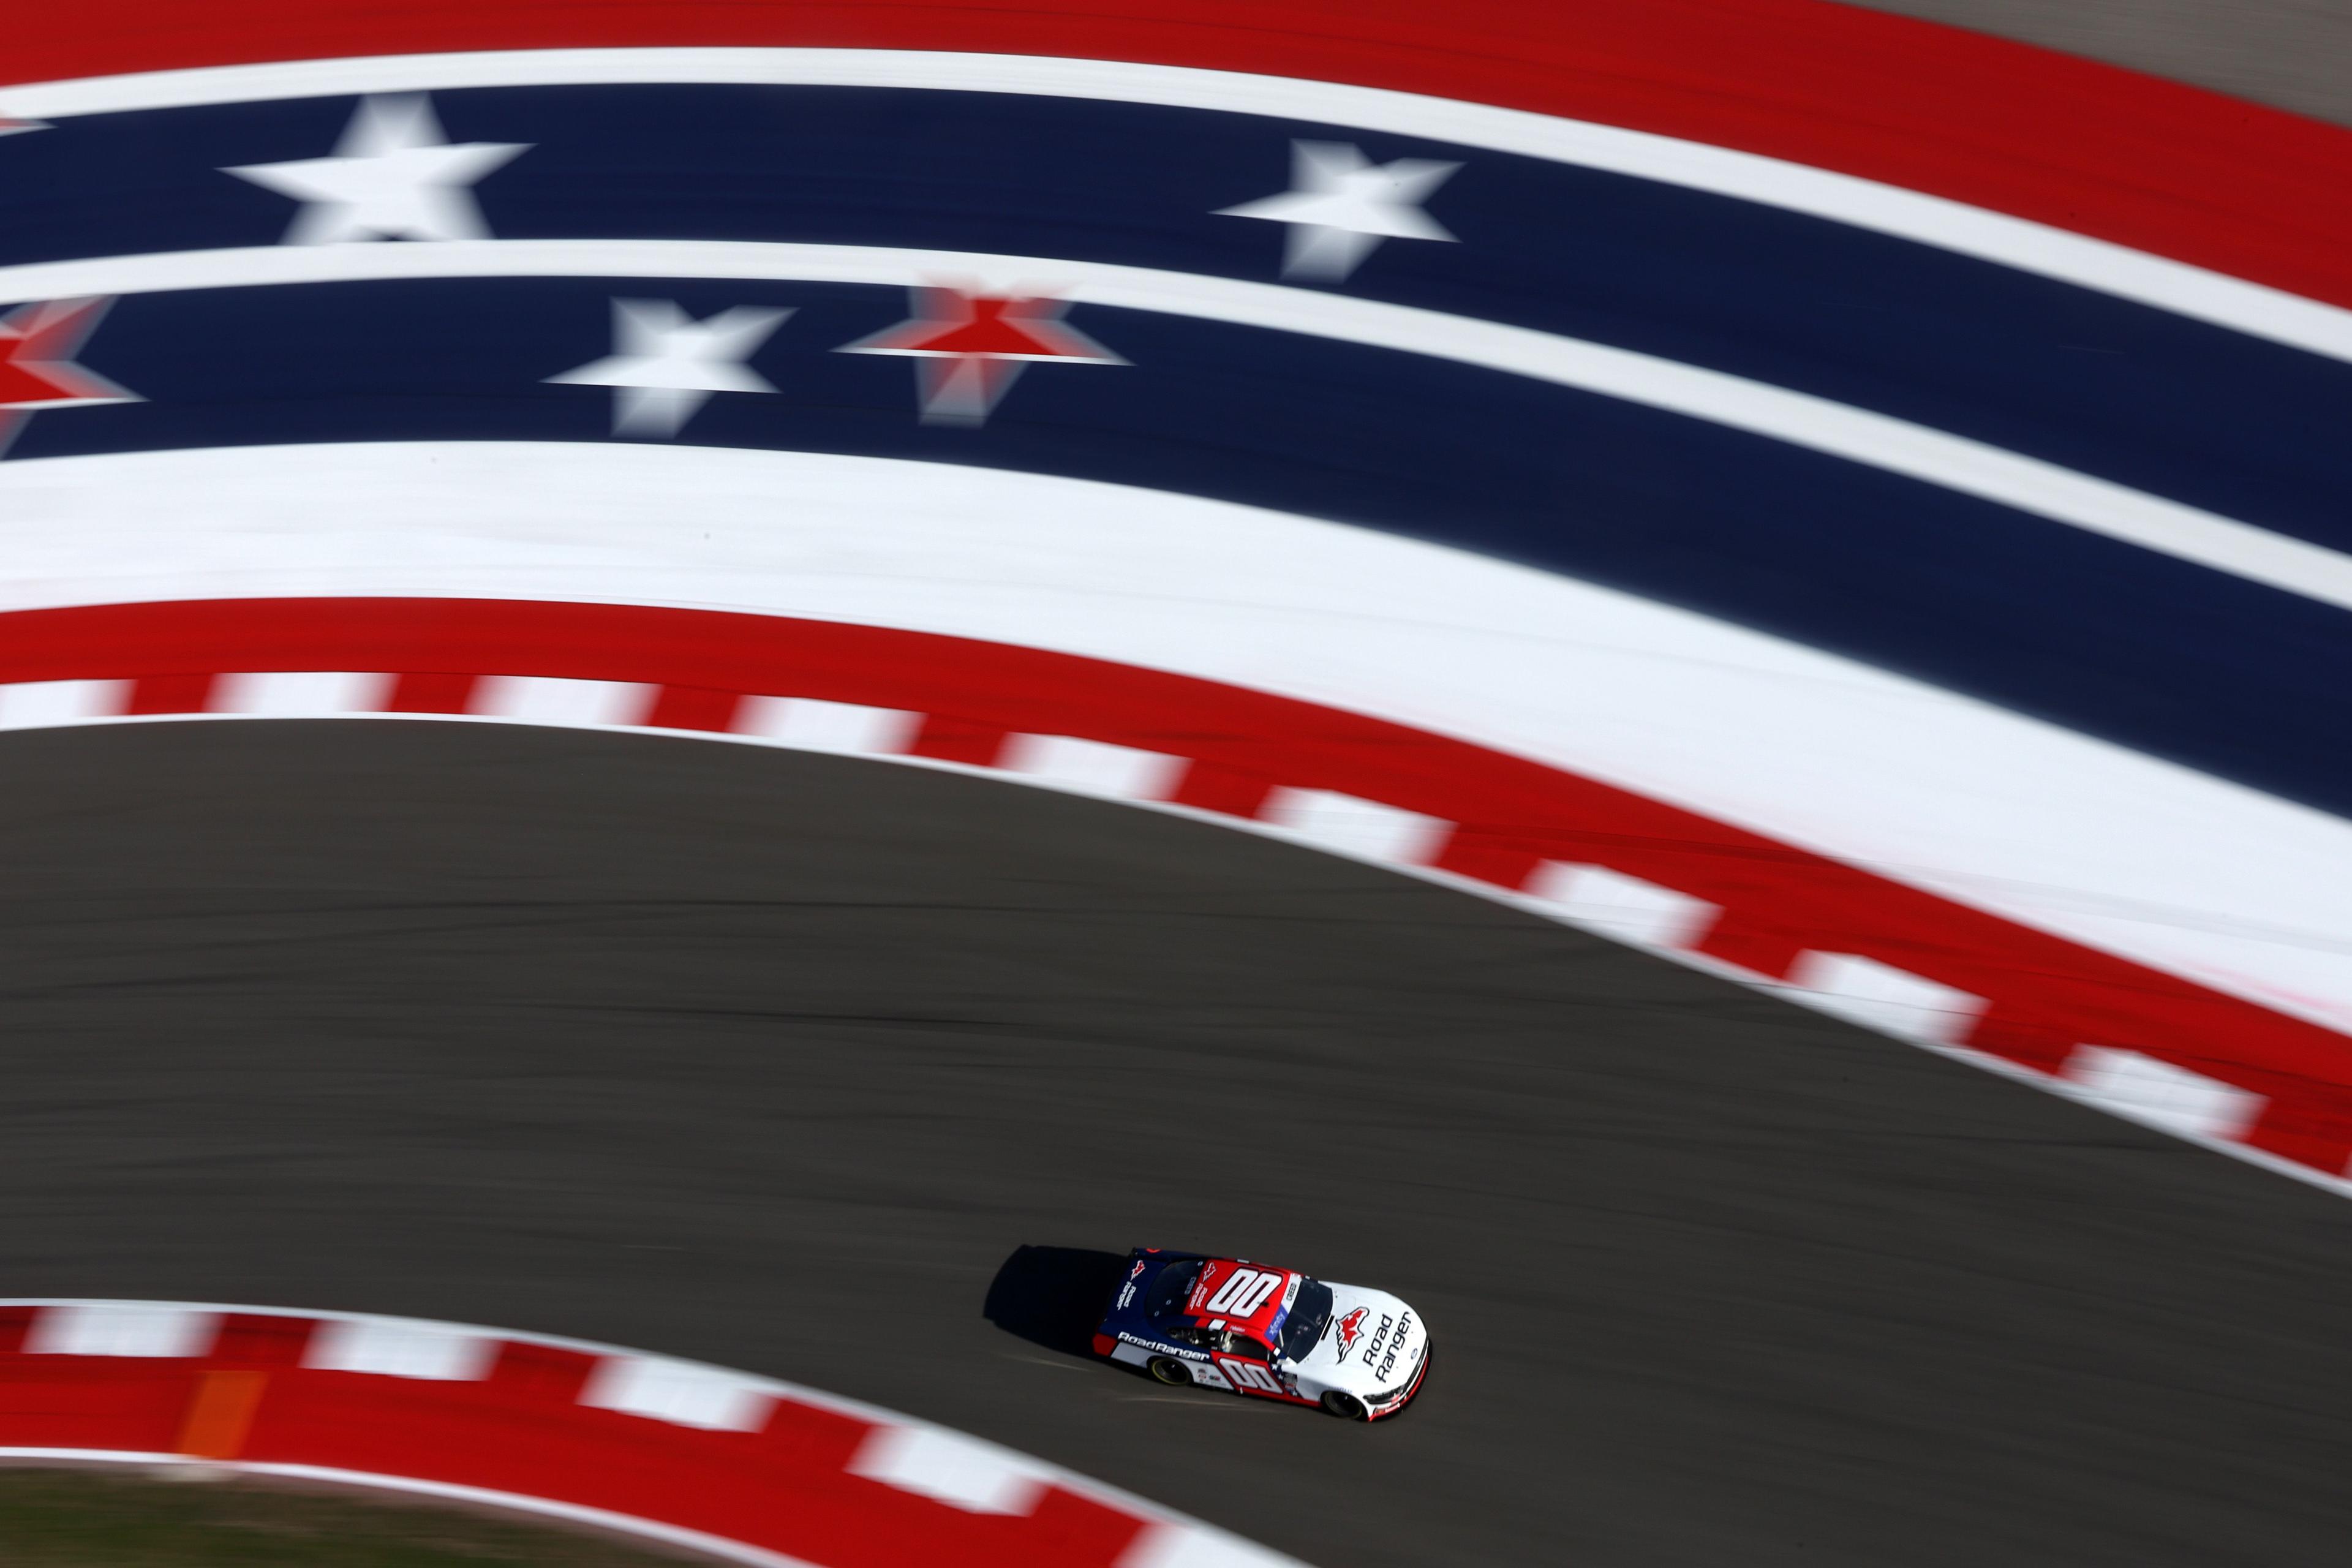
[848,1424,1053,1517]
[27,1303,216,1358]
[1523,862,1717,951]
[1781,951,1988,1045]
[0,442,2346,1039]
[1,241,2342,617]
[0,677,124,727]
[736,695,919,754]
[303,1317,496,1381]
[580,1354,775,1432]
[472,674,652,726]
[1000,733,1186,801]
[1120,1521,1304,1568]
[1261,788,1447,865]
[2064,1046,2265,1140]
[213,669,393,715]
[4,48,2345,366]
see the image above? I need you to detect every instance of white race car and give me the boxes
[1091,1248,1431,1420]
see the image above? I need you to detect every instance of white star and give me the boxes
[1216,141,1462,282]
[223,94,530,245]
[547,298,793,438]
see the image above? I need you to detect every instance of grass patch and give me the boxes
[0,1468,714,1567]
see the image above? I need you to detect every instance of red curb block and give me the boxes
[0,1300,1288,1567]
[0,595,2345,1191]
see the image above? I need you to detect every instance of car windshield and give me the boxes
[1144,1260,1204,1320]
[1280,1279,1334,1360]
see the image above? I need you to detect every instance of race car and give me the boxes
[1090,1248,1430,1420]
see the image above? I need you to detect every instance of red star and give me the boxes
[836,285,1125,424]
[0,296,137,454]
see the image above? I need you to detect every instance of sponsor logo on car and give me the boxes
[1333,1306,1369,1360]
[1362,1313,1395,1366]
[1376,1311,1415,1382]
[1115,1257,1148,1311]
[1118,1329,1205,1361]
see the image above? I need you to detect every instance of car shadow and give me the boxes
[982,1245,1130,1359]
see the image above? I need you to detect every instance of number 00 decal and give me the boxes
[1204,1268,1284,1317]
[1217,1358,1285,1393]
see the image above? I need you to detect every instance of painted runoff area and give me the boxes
[4,241,2342,618]
[4,0,2350,336]
[0,590,2343,1194]
[1,48,2348,369]
[0,1299,1291,1568]
[2,441,2345,1049]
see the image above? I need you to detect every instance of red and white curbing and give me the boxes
[0,595,2345,1197]
[0,1299,1297,1568]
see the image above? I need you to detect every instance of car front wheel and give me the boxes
[1319,1390,1367,1420]
[1147,1357,1193,1386]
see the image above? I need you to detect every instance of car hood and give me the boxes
[1294,1281,1427,1395]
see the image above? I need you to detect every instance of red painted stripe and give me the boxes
[640,683,744,734]
[7,2,2350,316]
[124,670,213,715]
[0,595,2345,1178]
[0,1306,1178,1567]
[909,711,1010,767]
[386,670,478,714]
[212,1314,314,1365]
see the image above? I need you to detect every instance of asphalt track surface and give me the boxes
[2,721,2349,1567]
[1845,0,2352,125]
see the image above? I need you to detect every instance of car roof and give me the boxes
[1178,1258,1301,1338]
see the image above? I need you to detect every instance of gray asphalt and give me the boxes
[1844,0,2352,124]
[1,721,2346,1567]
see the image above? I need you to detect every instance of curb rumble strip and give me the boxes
[0,1300,1291,1568]
[1,595,2346,1199]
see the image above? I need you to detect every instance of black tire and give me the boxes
[1147,1357,1193,1387]
[1321,1390,1368,1420]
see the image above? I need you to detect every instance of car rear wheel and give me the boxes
[1147,1357,1193,1386]
[1320,1390,1368,1420]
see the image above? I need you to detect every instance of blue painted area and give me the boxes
[14,274,2352,817]
[1095,1249,1212,1361]
[2,85,2350,549]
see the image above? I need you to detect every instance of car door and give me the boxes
[1208,1332,1290,1401]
